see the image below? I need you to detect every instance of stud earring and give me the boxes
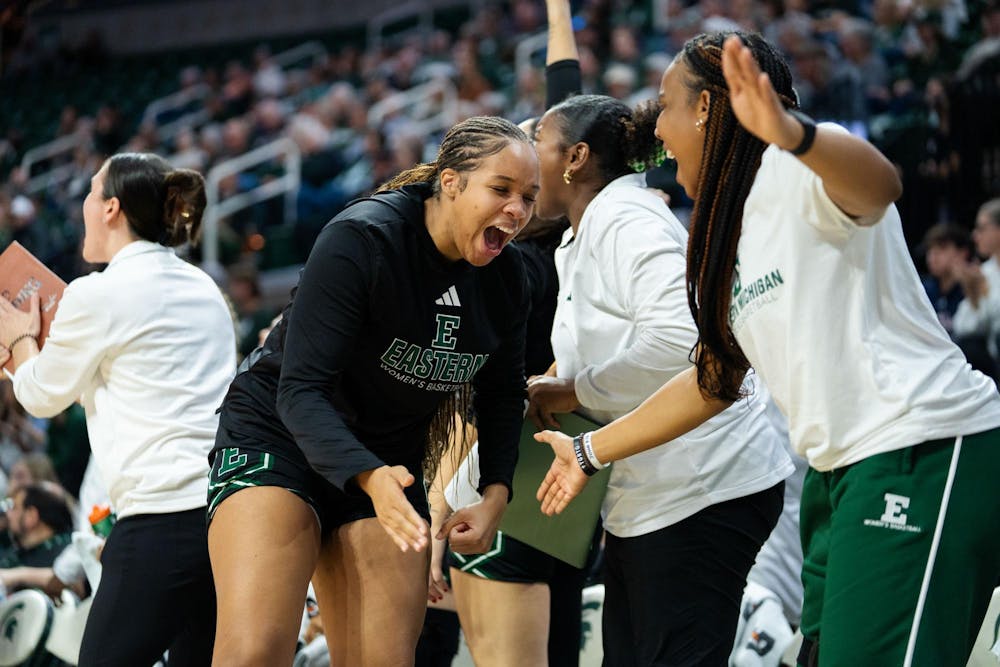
[563,169,573,185]
[695,118,705,131]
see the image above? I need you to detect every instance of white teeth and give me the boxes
[665,149,676,160]
[493,223,516,235]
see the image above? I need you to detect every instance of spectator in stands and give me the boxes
[219,60,254,121]
[43,404,91,500]
[921,222,973,336]
[0,483,73,573]
[0,152,236,666]
[954,198,1000,371]
[0,382,45,473]
[838,17,891,116]
[792,39,866,125]
[602,63,638,101]
[251,45,287,99]
[7,452,60,495]
[227,264,276,359]
[8,194,51,263]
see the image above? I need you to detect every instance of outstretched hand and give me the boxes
[720,35,800,150]
[357,465,428,553]
[534,430,589,515]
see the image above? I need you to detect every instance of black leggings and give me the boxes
[78,507,216,667]
[602,483,784,667]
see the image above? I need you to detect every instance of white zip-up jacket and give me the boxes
[13,241,236,518]
[552,174,793,538]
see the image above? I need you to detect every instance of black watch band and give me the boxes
[787,110,817,156]
[573,434,599,477]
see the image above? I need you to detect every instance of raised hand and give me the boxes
[533,429,588,515]
[356,465,429,553]
[720,35,800,150]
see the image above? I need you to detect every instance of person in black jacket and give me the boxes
[206,116,539,666]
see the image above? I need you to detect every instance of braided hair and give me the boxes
[378,115,530,193]
[681,32,796,401]
[378,116,532,480]
[547,94,663,185]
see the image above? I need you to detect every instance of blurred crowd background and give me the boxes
[0,0,998,537]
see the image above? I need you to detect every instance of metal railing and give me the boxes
[367,0,433,53]
[142,83,211,126]
[21,133,88,179]
[368,78,458,138]
[202,137,301,275]
[272,40,327,69]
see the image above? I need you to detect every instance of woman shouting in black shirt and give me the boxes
[206,116,539,666]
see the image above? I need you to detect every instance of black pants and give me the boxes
[415,608,461,667]
[602,483,784,667]
[78,507,216,667]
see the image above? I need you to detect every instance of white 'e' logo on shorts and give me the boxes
[880,493,910,526]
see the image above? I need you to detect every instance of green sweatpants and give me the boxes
[799,427,1000,667]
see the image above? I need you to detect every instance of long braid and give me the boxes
[682,32,796,401]
[374,115,531,479]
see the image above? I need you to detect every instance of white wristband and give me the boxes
[582,431,608,469]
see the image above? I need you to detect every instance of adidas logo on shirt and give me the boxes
[435,286,461,308]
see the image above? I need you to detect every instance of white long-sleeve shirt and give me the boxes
[953,257,1000,358]
[12,241,236,518]
[552,174,793,538]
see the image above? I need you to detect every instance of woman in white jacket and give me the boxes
[526,93,793,666]
[0,153,236,666]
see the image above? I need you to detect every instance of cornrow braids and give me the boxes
[681,31,796,401]
[549,95,663,186]
[377,116,530,193]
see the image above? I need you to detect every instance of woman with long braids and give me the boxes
[206,116,539,665]
[496,92,791,666]
[535,32,1000,667]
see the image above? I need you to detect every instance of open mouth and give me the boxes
[665,148,676,160]
[484,222,517,251]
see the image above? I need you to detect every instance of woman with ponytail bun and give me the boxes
[0,152,236,666]
[524,89,792,664]
[535,32,1000,667]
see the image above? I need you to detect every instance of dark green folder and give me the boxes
[497,413,611,568]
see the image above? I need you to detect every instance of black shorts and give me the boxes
[207,428,429,534]
[448,530,559,584]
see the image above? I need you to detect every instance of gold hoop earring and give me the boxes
[563,169,573,185]
[695,118,705,132]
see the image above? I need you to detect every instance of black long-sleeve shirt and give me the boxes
[214,183,529,498]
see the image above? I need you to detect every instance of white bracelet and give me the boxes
[582,431,608,469]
